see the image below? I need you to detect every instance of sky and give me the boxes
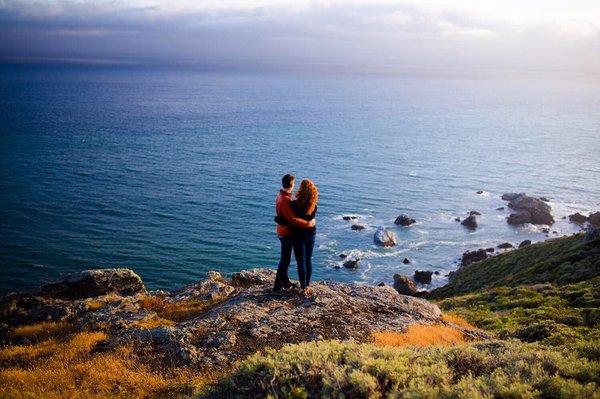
[0,0,599,73]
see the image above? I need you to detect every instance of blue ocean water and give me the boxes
[1,65,599,294]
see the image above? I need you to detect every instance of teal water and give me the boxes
[1,66,599,294]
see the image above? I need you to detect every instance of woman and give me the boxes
[290,179,318,296]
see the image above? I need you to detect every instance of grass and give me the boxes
[9,321,75,343]
[206,339,600,399]
[437,277,600,359]
[0,331,211,399]
[429,233,600,298]
[373,324,467,347]
[139,295,219,323]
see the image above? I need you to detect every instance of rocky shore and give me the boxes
[0,268,485,370]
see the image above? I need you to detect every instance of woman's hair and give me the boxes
[296,179,318,215]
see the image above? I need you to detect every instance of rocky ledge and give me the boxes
[0,268,483,369]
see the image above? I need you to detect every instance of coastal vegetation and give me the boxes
[1,232,599,398]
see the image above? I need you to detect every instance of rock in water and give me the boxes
[470,210,481,216]
[461,215,478,230]
[351,224,366,231]
[393,274,418,296]
[374,227,397,247]
[503,193,554,225]
[461,249,489,266]
[588,212,600,227]
[394,215,416,226]
[402,258,410,264]
[342,215,357,221]
[476,190,484,194]
[39,269,145,300]
[343,259,360,269]
[413,270,433,284]
[501,192,526,201]
[568,213,588,225]
[519,240,532,248]
[497,242,513,249]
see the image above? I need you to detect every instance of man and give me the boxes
[273,174,315,292]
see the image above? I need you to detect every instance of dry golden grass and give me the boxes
[441,313,475,329]
[139,295,216,322]
[373,324,467,347]
[10,321,75,343]
[131,316,176,330]
[0,331,211,399]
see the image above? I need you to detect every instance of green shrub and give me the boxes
[204,340,600,399]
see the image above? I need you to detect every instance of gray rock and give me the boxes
[343,259,360,269]
[39,269,145,300]
[394,215,416,226]
[501,192,526,201]
[231,268,276,287]
[393,274,418,296]
[402,258,410,264]
[588,212,600,227]
[351,224,366,231]
[469,210,481,216]
[476,190,484,194]
[461,215,478,230]
[497,242,513,249]
[342,215,357,221]
[374,227,397,247]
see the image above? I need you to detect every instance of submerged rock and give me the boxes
[461,215,478,230]
[393,274,418,296]
[394,215,416,226]
[374,227,397,247]
[413,270,433,284]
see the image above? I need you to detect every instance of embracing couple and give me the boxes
[273,174,318,297]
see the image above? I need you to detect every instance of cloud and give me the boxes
[0,0,599,73]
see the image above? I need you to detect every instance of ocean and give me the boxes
[1,65,599,294]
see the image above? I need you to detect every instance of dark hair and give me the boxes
[281,174,295,188]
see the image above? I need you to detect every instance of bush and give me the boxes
[205,340,600,399]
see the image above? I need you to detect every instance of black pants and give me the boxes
[274,236,294,289]
[293,233,315,289]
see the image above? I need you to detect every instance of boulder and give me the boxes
[497,242,513,249]
[374,227,397,247]
[476,190,484,194]
[342,215,357,221]
[231,268,276,287]
[504,194,554,225]
[469,210,481,216]
[519,240,532,248]
[501,192,526,201]
[588,212,600,227]
[343,259,360,269]
[351,224,366,231]
[569,213,588,225]
[394,215,416,226]
[461,249,489,266]
[393,274,418,296]
[413,270,433,284]
[39,269,145,300]
[461,215,478,230]
[402,258,410,264]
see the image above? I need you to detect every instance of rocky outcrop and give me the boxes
[38,269,145,300]
[461,249,489,266]
[343,259,360,269]
[497,242,513,249]
[503,193,554,226]
[394,215,416,226]
[374,227,397,247]
[461,215,478,230]
[392,274,418,296]
[1,268,452,369]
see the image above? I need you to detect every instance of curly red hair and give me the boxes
[296,179,318,215]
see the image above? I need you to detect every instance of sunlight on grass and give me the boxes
[10,321,75,343]
[373,324,467,347]
[139,295,217,322]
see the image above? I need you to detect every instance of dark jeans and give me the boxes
[274,236,294,290]
[293,233,315,289]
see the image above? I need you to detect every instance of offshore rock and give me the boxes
[504,193,554,226]
[461,249,489,266]
[461,215,478,230]
[374,227,397,247]
[394,215,416,226]
[393,274,418,296]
